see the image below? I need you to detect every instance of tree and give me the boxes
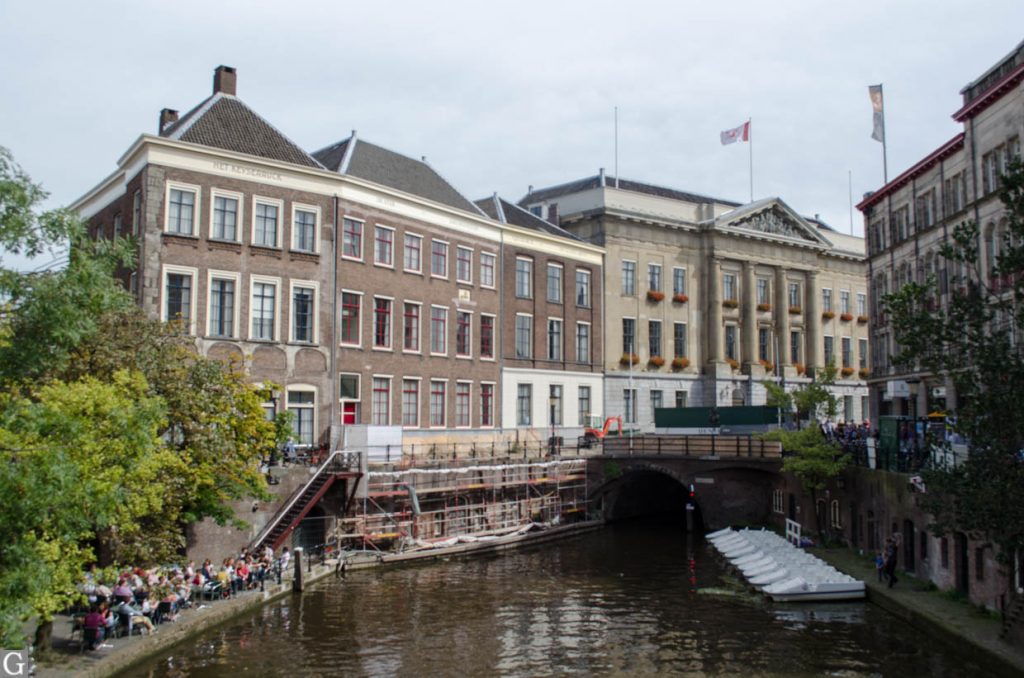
[763,364,839,429]
[884,158,1024,569]
[762,426,849,541]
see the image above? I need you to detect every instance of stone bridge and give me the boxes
[587,435,783,531]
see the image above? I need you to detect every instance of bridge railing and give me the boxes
[602,434,782,459]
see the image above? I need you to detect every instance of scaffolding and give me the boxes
[336,459,590,551]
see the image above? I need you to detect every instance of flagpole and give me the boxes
[748,117,754,202]
[880,86,888,184]
[614,106,619,188]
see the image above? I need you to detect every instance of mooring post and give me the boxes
[293,547,304,592]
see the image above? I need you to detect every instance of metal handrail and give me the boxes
[250,449,360,550]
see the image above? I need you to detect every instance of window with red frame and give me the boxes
[480,315,494,358]
[373,298,391,348]
[341,292,360,344]
[456,311,471,356]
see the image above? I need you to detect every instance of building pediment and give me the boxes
[713,199,831,249]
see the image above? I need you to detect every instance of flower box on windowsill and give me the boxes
[647,290,665,302]
[726,358,739,370]
[757,303,771,312]
[722,299,739,309]
[672,293,689,304]
[648,356,665,368]
[794,362,806,376]
[759,359,774,373]
[858,368,869,379]
[789,306,802,315]
[671,357,690,370]
[620,353,640,366]
[841,367,855,378]
[840,313,854,322]
[857,315,869,324]
[821,310,836,320]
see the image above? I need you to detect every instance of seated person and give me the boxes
[112,580,134,605]
[82,606,106,650]
[117,600,155,635]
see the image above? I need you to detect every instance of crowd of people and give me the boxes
[78,545,292,651]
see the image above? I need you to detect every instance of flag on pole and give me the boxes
[869,84,885,143]
[720,121,750,145]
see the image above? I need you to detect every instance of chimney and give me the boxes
[158,108,179,135]
[599,167,606,187]
[547,203,559,226]
[213,65,237,96]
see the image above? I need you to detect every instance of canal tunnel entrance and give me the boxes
[603,469,704,531]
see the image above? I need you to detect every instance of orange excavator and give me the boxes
[580,415,623,448]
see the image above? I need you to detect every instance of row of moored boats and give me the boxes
[707,527,865,602]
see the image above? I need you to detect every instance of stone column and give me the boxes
[805,270,822,373]
[707,258,723,363]
[742,261,757,370]
[775,267,790,368]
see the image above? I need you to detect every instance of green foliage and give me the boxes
[883,159,1024,566]
[763,426,848,538]
[762,364,838,428]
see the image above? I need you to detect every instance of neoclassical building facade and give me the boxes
[522,174,869,430]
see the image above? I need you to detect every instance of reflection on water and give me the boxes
[125,522,981,677]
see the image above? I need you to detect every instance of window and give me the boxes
[549,385,562,426]
[293,206,317,252]
[167,185,196,235]
[429,381,446,427]
[208,275,236,337]
[622,260,636,296]
[576,269,591,306]
[725,325,737,360]
[576,323,590,363]
[857,293,866,316]
[623,318,636,354]
[624,388,637,424]
[403,303,421,352]
[648,263,662,292]
[480,252,496,287]
[212,192,240,241]
[944,172,967,214]
[430,307,448,355]
[822,288,833,313]
[165,270,194,328]
[253,200,280,247]
[548,319,562,361]
[675,390,688,408]
[287,389,316,446]
[516,258,533,298]
[758,327,770,362]
[456,311,472,357]
[578,386,591,427]
[547,263,563,303]
[674,323,687,358]
[455,382,471,427]
[788,282,801,309]
[339,374,360,402]
[374,226,394,266]
[837,290,849,315]
[723,273,737,302]
[292,285,316,343]
[649,320,662,358]
[651,390,663,418]
[859,338,868,369]
[976,547,985,581]
[341,292,361,345]
[480,383,495,427]
[757,278,769,305]
[842,337,851,368]
[371,377,391,425]
[940,537,949,569]
[132,190,142,235]
[791,331,801,364]
[673,267,686,296]
[824,336,835,365]
[373,298,392,349]
[251,280,277,341]
[480,315,495,359]
[456,246,473,283]
[830,500,842,528]
[401,379,419,427]
[431,240,448,277]
[342,218,363,259]
[516,384,532,426]
[772,489,784,514]
[404,233,422,272]
[515,314,532,358]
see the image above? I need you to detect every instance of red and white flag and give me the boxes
[720,121,750,145]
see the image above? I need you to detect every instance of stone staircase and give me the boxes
[1002,594,1024,639]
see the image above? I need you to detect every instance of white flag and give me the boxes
[720,121,750,145]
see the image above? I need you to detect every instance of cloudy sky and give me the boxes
[2,0,1022,254]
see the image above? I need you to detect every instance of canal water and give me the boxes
[125,523,982,677]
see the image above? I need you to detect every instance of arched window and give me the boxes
[985,222,998,277]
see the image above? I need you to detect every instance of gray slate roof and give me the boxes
[474,195,583,242]
[313,135,484,216]
[520,174,740,208]
[162,94,322,169]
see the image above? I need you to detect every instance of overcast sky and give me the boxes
[2,0,1023,258]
